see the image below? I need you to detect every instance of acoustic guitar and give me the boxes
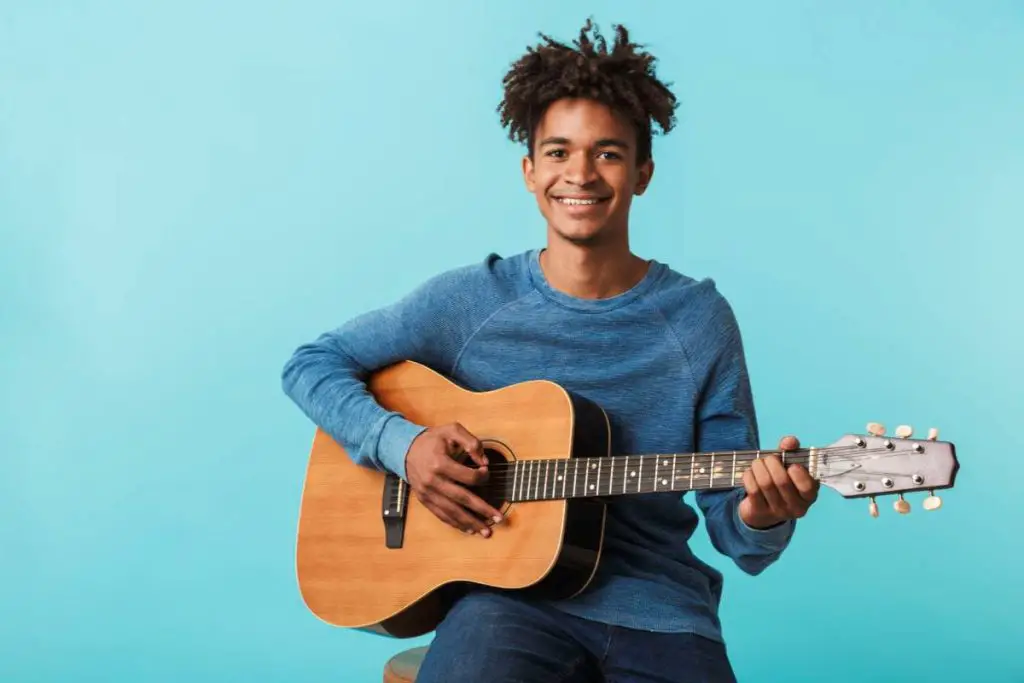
[294,361,959,638]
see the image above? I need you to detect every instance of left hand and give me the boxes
[738,435,820,529]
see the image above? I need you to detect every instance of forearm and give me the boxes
[281,330,425,480]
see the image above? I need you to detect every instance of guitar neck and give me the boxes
[495,449,820,502]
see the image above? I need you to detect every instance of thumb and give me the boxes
[778,435,800,451]
[446,423,488,467]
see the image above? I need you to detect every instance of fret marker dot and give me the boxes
[699,468,706,474]
[662,460,669,467]
[630,471,636,477]
[557,475,563,482]
[590,463,597,469]
[589,484,595,490]
[661,479,668,486]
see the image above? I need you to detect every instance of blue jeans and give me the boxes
[415,590,738,683]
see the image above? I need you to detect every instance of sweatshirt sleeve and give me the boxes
[280,266,481,481]
[690,288,795,575]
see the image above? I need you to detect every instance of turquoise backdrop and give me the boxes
[3,1,1022,681]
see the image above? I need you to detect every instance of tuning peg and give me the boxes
[927,428,939,441]
[869,496,879,518]
[923,491,943,511]
[866,422,886,436]
[893,494,911,514]
[895,425,914,438]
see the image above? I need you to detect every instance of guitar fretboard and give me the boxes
[494,450,816,502]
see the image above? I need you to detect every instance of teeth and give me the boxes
[557,197,602,206]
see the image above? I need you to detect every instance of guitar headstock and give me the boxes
[817,424,959,517]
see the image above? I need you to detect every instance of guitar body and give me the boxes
[295,361,610,638]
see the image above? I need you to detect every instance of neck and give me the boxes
[486,447,821,502]
[539,240,648,300]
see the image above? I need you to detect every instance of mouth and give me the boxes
[552,196,611,207]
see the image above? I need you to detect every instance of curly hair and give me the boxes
[497,19,679,164]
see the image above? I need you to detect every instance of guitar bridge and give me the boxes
[381,473,409,549]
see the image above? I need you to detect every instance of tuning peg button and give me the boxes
[869,497,879,518]
[923,492,942,511]
[895,425,914,438]
[866,422,886,436]
[927,428,939,441]
[894,494,911,514]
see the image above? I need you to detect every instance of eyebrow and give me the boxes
[538,136,631,149]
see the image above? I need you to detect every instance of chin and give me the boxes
[551,223,607,246]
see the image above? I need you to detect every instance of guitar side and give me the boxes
[294,361,610,637]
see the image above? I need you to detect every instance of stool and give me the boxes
[383,646,428,683]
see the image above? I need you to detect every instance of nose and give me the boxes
[563,152,598,186]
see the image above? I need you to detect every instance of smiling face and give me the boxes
[522,98,654,247]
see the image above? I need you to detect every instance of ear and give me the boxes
[633,159,654,196]
[522,154,536,193]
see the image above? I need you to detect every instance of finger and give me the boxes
[742,468,769,511]
[764,456,805,515]
[440,455,490,488]
[788,464,819,503]
[751,458,786,516]
[448,422,488,467]
[438,478,505,524]
[419,495,464,532]
[431,493,492,537]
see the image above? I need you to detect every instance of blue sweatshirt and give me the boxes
[281,249,794,640]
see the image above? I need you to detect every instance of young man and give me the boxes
[282,20,818,683]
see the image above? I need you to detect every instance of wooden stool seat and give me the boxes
[383,646,429,683]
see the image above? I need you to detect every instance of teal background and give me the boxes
[2,1,1022,681]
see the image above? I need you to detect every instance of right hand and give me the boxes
[405,422,505,538]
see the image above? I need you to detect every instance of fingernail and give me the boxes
[492,515,503,524]
[480,528,491,538]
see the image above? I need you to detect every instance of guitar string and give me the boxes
[473,444,918,470]
[465,445,926,482]
[387,447,931,490]
[388,446,946,498]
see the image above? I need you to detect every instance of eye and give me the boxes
[598,151,622,160]
[545,149,567,159]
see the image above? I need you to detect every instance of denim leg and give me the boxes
[414,590,601,683]
[600,628,738,683]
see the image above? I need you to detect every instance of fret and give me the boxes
[596,459,602,495]
[573,459,580,498]
[709,453,715,487]
[608,456,615,496]
[672,454,678,492]
[689,454,695,489]
[654,456,660,491]
[731,451,737,485]
[532,461,538,500]
[638,456,643,492]
[583,459,590,496]
[561,460,567,499]
[622,455,629,494]
[512,461,519,501]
